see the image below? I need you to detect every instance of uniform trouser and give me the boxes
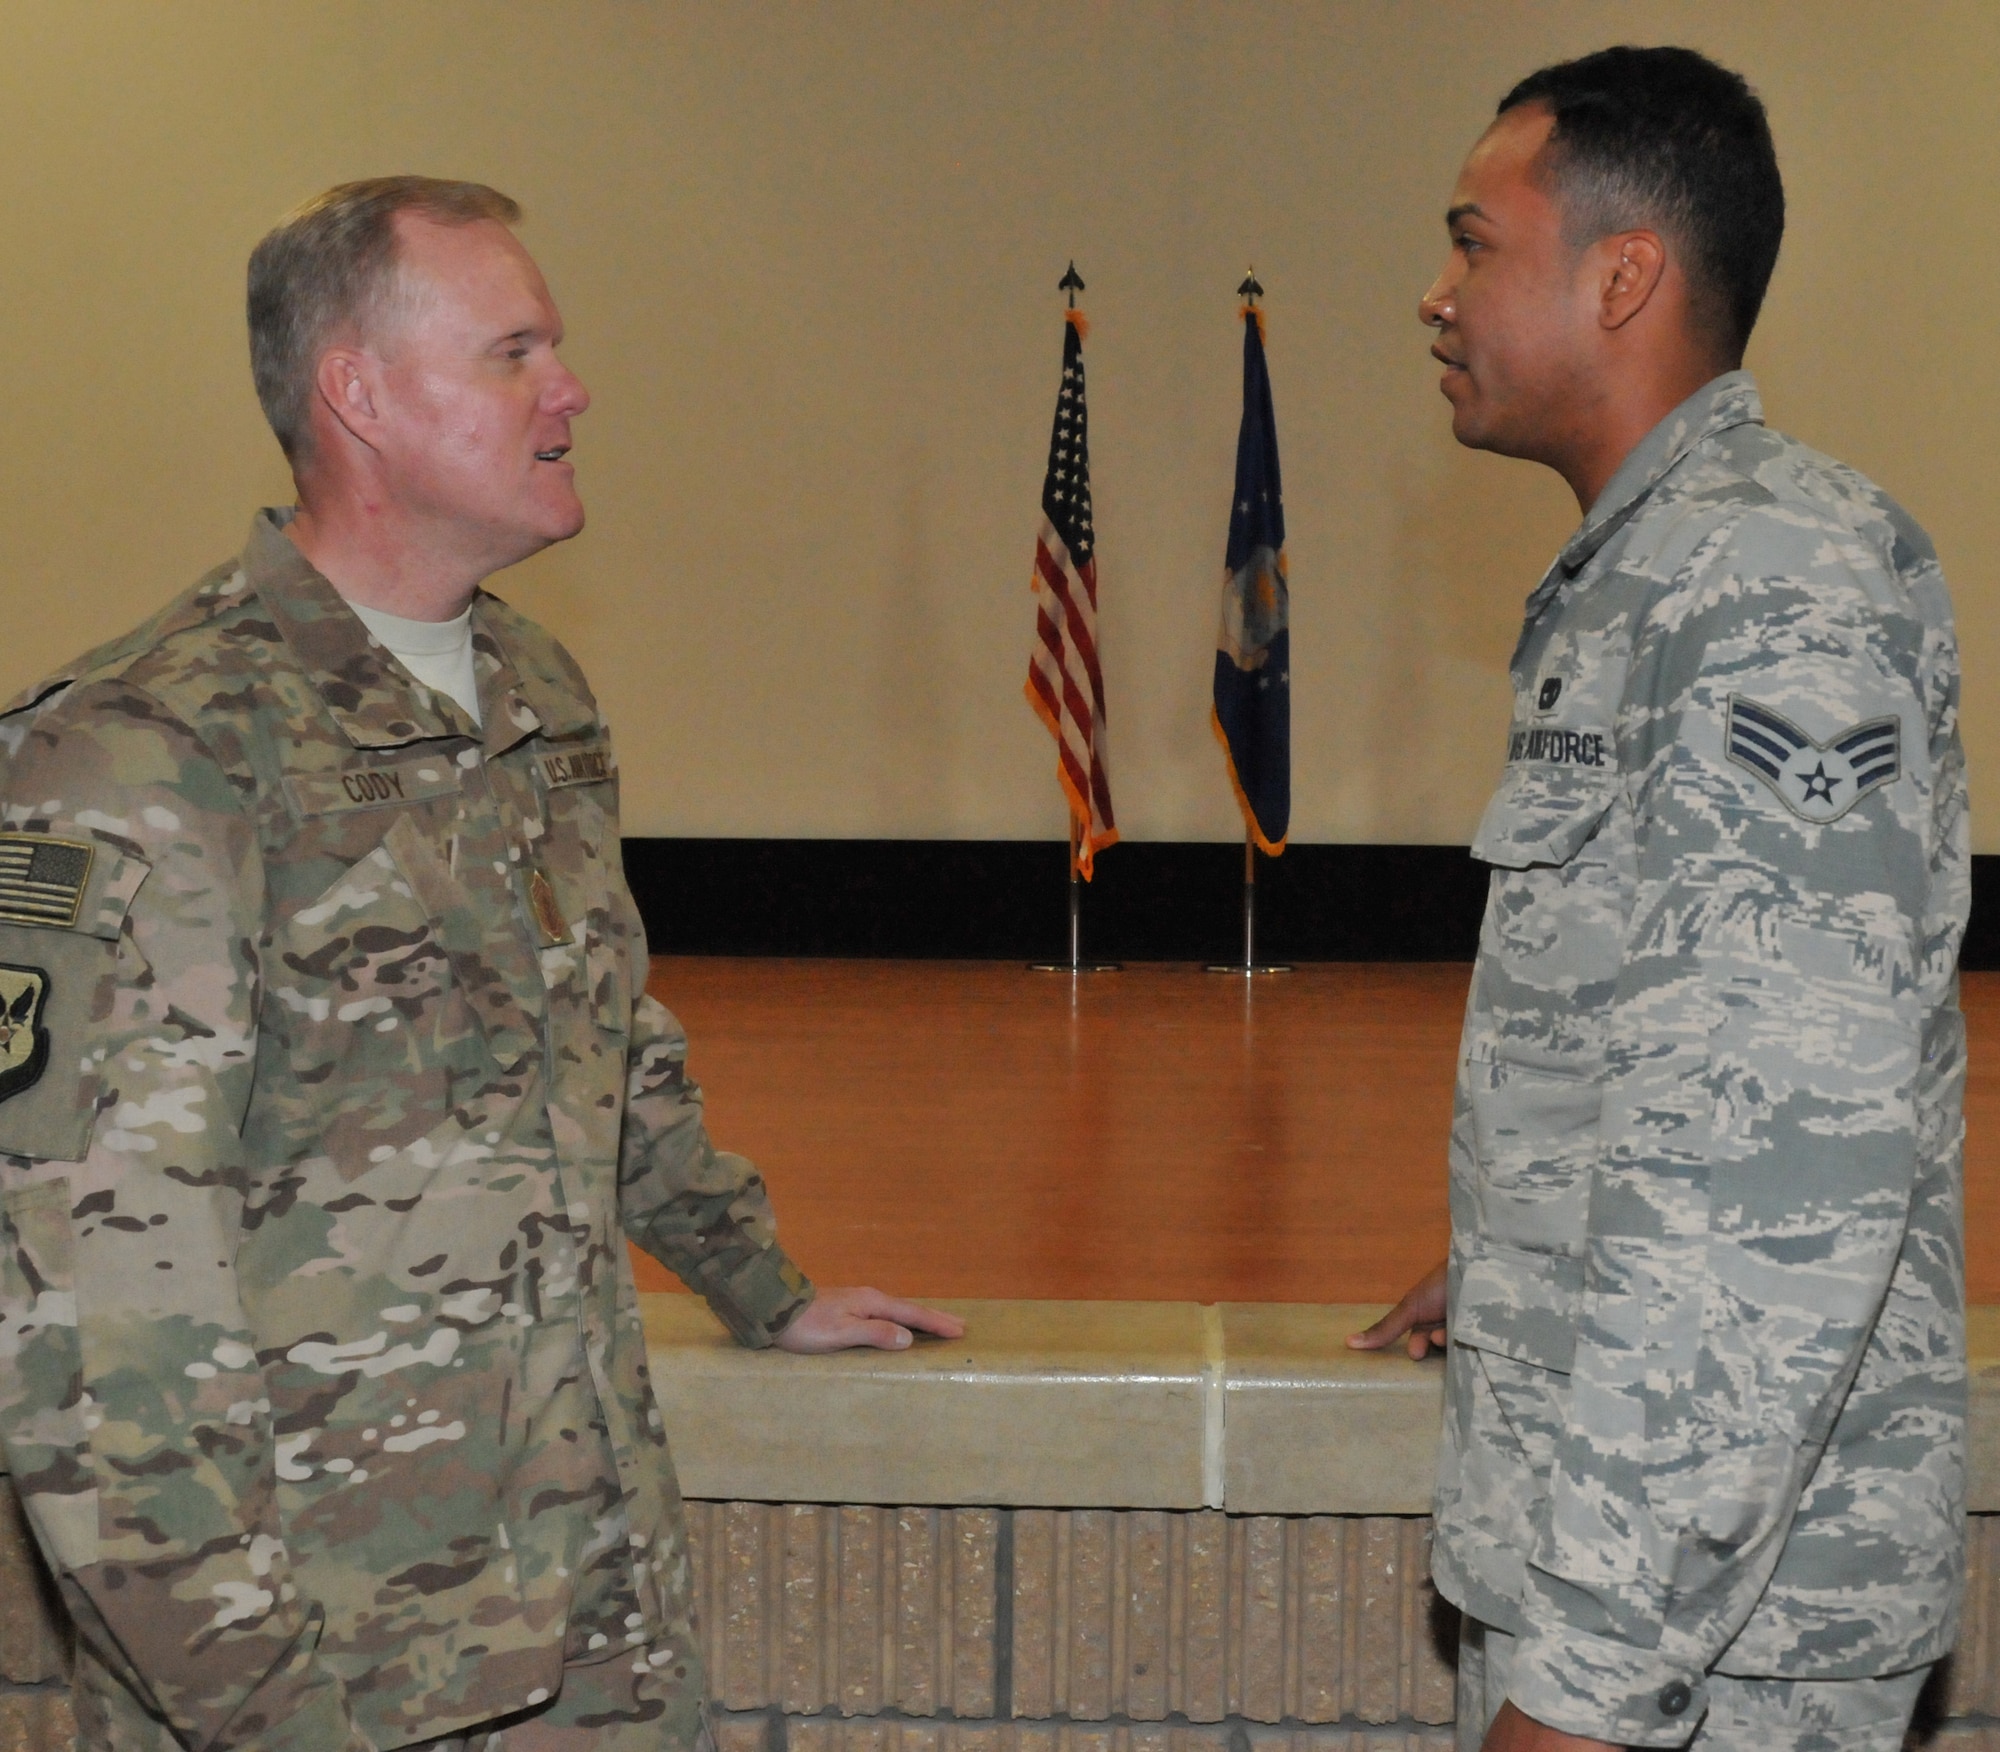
[1455,1617,1932,1752]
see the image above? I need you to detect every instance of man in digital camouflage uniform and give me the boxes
[0,178,961,1751]
[1352,48,1967,1752]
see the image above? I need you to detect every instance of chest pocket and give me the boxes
[267,825,466,1172]
[0,837,150,1163]
[533,746,629,1037]
[1455,742,1625,1374]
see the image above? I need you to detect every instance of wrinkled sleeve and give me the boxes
[0,682,370,1751]
[1508,507,1951,1741]
[616,992,814,1347]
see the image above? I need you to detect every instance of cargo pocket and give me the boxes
[1464,1053,1602,1252]
[1452,1234,1583,1374]
[0,1178,98,1569]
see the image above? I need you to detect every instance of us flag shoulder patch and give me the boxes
[0,834,94,928]
[1725,696,1902,825]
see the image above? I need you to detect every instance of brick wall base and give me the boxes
[715,1711,1456,1752]
[4,1480,1999,1751]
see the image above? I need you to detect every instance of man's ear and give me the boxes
[312,345,385,452]
[1597,229,1668,332]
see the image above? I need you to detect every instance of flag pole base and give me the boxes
[1210,830,1291,973]
[1040,820,1120,972]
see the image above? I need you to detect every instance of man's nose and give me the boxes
[1419,273,1455,329]
[549,360,591,418]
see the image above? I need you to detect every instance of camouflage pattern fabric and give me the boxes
[0,509,814,1750]
[70,1618,713,1751]
[1432,372,1969,1744]
[1455,1616,1932,1752]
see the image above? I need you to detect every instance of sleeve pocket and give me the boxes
[1471,766,1619,870]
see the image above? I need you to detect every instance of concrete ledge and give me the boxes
[645,1298,2000,1515]
[645,1299,1213,1508]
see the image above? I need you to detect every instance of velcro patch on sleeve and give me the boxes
[0,964,50,1101]
[0,835,93,928]
[538,744,615,789]
[1725,696,1902,824]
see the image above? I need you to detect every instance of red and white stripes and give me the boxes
[1026,520,1118,877]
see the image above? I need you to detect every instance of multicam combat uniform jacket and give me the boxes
[1433,374,1969,1743]
[0,511,813,1750]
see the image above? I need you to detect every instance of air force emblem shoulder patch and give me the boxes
[0,963,50,1102]
[1725,695,1902,824]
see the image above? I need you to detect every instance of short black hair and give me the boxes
[1499,46,1784,361]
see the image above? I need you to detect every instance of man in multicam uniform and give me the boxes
[0,178,961,1751]
[1352,48,1967,1752]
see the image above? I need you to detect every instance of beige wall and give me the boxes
[1,2,1993,845]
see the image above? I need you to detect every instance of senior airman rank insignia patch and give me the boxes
[1726,696,1901,824]
[0,834,92,928]
[0,965,50,1101]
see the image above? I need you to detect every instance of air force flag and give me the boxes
[1211,305,1290,854]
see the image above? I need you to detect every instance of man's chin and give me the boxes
[1448,401,1519,458]
[1439,378,1490,449]
[538,496,587,544]
[1448,404,1492,451]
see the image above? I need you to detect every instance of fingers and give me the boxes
[1351,1263,1450,1354]
[853,1318,916,1351]
[775,1287,967,1354]
[1347,1309,1416,1349]
[826,1288,966,1339]
[870,1298,966,1339]
[1348,1295,1428,1350]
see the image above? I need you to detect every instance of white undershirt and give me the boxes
[350,602,483,727]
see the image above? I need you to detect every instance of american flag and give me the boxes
[0,834,91,928]
[1024,310,1117,877]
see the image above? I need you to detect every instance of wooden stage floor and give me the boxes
[634,959,2000,1306]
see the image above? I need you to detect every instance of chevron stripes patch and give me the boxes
[1725,696,1901,824]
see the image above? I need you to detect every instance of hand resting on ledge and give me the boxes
[1346,1259,1448,1360]
[776,1285,967,1353]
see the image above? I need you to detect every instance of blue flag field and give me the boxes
[1211,304,1290,854]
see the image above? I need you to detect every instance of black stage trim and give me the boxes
[625,838,1483,962]
[626,840,2000,968]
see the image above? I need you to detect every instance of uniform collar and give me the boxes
[247,508,594,752]
[471,601,599,756]
[1557,370,1764,577]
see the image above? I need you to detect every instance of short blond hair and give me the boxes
[247,175,522,459]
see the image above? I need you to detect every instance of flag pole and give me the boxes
[1027,258,1120,975]
[1207,831,1293,975]
[1031,814,1120,973]
[1206,267,1290,977]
